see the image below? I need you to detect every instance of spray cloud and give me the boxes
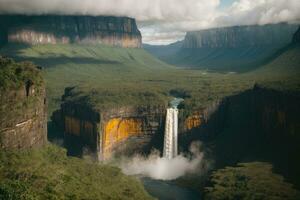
[120,141,210,180]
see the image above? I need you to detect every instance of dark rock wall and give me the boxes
[52,91,166,159]
[293,26,300,44]
[0,64,47,149]
[0,15,142,48]
[183,23,298,48]
[179,86,300,186]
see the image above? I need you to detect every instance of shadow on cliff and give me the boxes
[16,56,120,68]
[179,86,300,188]
[0,44,120,68]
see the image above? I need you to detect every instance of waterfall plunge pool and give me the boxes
[122,97,202,199]
[141,177,201,200]
[142,97,201,200]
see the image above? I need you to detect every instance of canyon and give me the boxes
[52,87,167,160]
[52,83,300,190]
[0,15,142,48]
[51,88,210,160]
[206,86,300,186]
[0,57,47,149]
[0,2,299,198]
[145,23,299,72]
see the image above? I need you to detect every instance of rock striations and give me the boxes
[0,15,142,48]
[52,87,166,160]
[0,57,47,149]
[183,23,298,48]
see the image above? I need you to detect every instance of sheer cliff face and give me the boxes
[293,27,300,44]
[0,58,47,149]
[183,23,298,48]
[52,93,166,160]
[0,15,142,48]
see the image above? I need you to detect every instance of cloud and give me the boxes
[119,142,210,180]
[0,0,220,21]
[141,0,300,44]
[219,0,300,26]
[0,0,299,44]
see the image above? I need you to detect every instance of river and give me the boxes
[141,178,201,200]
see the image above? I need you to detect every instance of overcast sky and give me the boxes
[0,0,299,44]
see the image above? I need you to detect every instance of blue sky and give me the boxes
[220,0,236,7]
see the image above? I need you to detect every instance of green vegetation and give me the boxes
[154,47,285,72]
[0,56,43,91]
[0,43,299,117]
[145,23,299,72]
[204,162,300,200]
[0,29,299,200]
[0,144,153,200]
[248,45,300,91]
[0,57,45,128]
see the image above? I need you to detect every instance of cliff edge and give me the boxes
[0,57,47,149]
[0,15,142,48]
[183,23,298,48]
[293,26,300,44]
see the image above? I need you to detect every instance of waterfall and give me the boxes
[163,108,178,159]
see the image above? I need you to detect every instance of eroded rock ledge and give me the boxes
[0,57,47,149]
[52,88,167,160]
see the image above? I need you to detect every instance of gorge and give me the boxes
[0,12,299,199]
[145,23,299,72]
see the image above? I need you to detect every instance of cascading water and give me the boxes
[163,98,183,159]
[163,108,178,159]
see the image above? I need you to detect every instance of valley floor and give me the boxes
[1,43,300,200]
[1,44,299,117]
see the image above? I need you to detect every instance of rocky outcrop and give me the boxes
[183,23,298,48]
[293,26,300,44]
[52,88,166,160]
[0,15,142,48]
[0,57,47,149]
[178,86,300,186]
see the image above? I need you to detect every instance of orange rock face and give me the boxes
[102,118,142,159]
[184,112,202,131]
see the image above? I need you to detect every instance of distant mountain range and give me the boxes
[144,23,299,72]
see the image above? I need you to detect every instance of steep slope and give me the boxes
[183,23,296,48]
[0,44,174,115]
[0,57,47,149]
[143,41,183,60]
[0,15,141,48]
[248,29,300,90]
[1,25,299,160]
[179,33,300,189]
[293,27,300,43]
[145,23,299,72]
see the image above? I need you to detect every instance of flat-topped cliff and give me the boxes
[183,23,298,48]
[0,57,47,149]
[151,23,300,71]
[0,15,142,48]
[52,87,166,160]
